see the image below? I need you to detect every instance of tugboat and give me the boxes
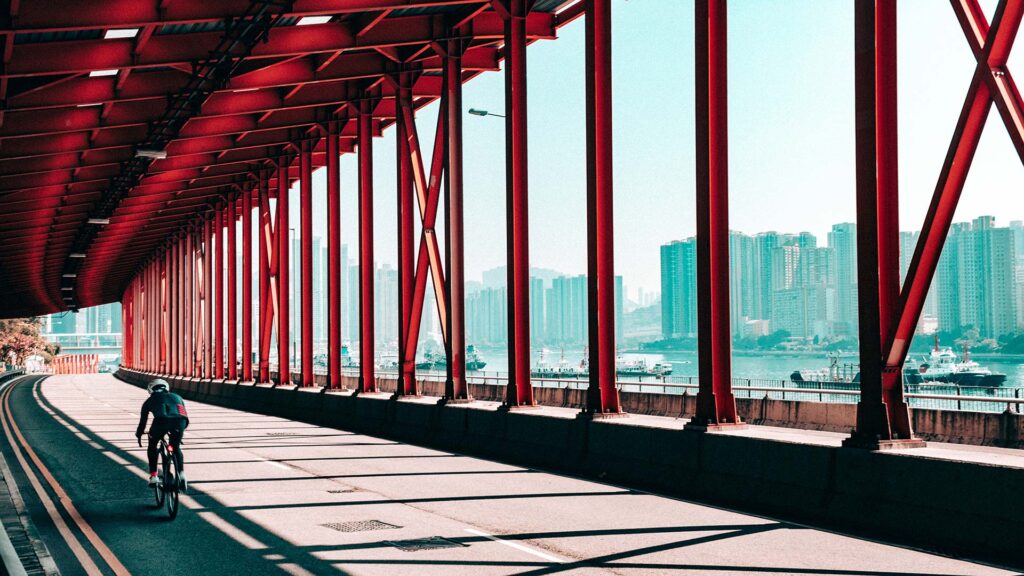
[577,349,673,378]
[466,345,487,371]
[531,349,581,378]
[914,337,1007,386]
[790,354,861,386]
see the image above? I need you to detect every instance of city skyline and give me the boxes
[662,215,1023,344]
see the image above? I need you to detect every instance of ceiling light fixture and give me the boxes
[104,28,139,39]
[136,148,168,160]
[296,15,332,26]
[87,218,110,225]
[89,69,119,77]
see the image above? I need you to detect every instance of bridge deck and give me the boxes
[0,374,1016,576]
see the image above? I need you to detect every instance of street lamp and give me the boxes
[468,108,505,118]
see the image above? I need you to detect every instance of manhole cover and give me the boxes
[322,520,400,533]
[387,537,467,552]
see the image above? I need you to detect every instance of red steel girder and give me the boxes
[1,15,550,78]
[502,0,534,407]
[7,1,487,32]
[583,0,619,415]
[690,0,739,429]
[886,0,1024,370]
[398,96,450,382]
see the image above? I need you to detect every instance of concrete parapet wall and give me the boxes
[273,372,1024,448]
[118,368,1023,567]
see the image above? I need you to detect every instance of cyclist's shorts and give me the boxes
[150,416,188,435]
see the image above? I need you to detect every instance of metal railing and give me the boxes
[324,367,1024,414]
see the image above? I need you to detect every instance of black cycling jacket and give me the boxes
[136,391,189,437]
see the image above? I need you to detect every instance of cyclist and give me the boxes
[135,378,189,489]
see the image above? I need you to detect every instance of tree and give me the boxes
[757,330,791,350]
[0,318,58,367]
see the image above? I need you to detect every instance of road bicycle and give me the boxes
[140,432,185,519]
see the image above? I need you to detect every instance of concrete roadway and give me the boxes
[0,374,1018,576]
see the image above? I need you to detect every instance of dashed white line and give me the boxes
[464,528,565,563]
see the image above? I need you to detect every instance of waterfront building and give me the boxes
[828,222,858,335]
[661,238,697,339]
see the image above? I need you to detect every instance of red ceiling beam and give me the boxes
[6,1,486,32]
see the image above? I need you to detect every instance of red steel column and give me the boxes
[396,73,416,396]
[162,252,168,373]
[445,42,468,401]
[327,122,343,389]
[277,155,292,386]
[258,169,272,383]
[690,0,740,429]
[846,0,919,448]
[204,216,214,378]
[215,205,225,379]
[193,227,201,376]
[179,238,185,376]
[585,0,620,415]
[185,230,193,377]
[503,0,534,407]
[358,97,376,393]
[227,197,238,380]
[242,185,253,382]
[169,242,177,375]
[300,139,314,387]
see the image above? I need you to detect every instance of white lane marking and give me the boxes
[464,528,565,563]
[198,511,267,550]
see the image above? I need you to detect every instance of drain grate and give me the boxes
[387,537,467,552]
[266,432,299,436]
[327,488,354,494]
[322,520,400,533]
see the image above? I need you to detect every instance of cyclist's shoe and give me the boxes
[147,474,159,488]
[178,472,188,492]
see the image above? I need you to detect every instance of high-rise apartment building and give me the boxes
[936,216,1018,337]
[661,239,697,339]
[828,223,858,335]
[729,231,757,332]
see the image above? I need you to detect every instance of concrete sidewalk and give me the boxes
[10,374,1020,576]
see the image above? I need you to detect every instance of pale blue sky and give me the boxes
[297,0,1023,294]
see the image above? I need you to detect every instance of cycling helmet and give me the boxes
[147,378,170,394]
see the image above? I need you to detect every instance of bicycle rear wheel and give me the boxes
[153,444,166,508]
[165,447,180,519]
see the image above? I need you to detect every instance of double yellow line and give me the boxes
[0,376,131,576]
